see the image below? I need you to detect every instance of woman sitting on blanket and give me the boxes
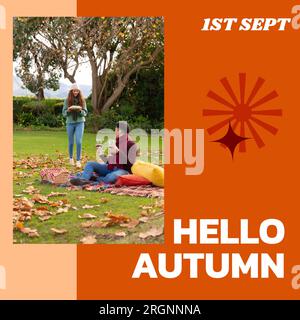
[70,123,137,186]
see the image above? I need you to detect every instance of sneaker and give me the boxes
[76,161,81,168]
[70,178,90,186]
[69,158,75,166]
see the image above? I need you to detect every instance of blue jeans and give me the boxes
[81,162,128,184]
[67,122,84,161]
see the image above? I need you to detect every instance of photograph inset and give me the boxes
[13,17,164,244]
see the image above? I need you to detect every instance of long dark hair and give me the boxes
[67,89,85,107]
[67,89,85,121]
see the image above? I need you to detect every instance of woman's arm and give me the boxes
[80,100,88,117]
[62,99,69,117]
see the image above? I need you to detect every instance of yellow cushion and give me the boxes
[131,160,164,187]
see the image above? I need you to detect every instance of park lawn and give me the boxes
[14,130,97,160]
[13,130,164,244]
[13,129,163,163]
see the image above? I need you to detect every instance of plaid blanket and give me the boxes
[44,171,164,198]
[61,182,164,198]
[67,183,163,198]
[102,185,164,198]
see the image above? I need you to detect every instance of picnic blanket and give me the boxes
[101,185,163,198]
[67,183,164,198]
[41,170,164,198]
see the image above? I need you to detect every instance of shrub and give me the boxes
[85,109,122,132]
[86,99,93,113]
[13,96,34,123]
[18,112,37,127]
[13,97,66,128]
[53,102,64,115]
[13,96,163,131]
[36,113,65,128]
[85,108,156,133]
[129,115,152,131]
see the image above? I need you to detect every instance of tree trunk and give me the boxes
[101,66,140,113]
[36,87,45,100]
[89,58,101,115]
[101,79,125,113]
[63,69,76,84]
[89,46,162,126]
[91,78,101,115]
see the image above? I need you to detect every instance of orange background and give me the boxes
[0,0,77,300]
[77,0,300,299]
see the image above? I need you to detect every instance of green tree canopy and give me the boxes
[13,17,164,112]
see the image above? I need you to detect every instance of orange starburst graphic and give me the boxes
[203,73,282,152]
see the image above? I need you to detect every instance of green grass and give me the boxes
[14,130,97,160]
[13,130,164,244]
[13,130,163,164]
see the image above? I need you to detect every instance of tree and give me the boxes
[25,17,85,84]
[13,17,164,113]
[13,18,61,99]
[118,62,164,125]
[79,17,164,114]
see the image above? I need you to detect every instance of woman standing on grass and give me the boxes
[62,83,88,168]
